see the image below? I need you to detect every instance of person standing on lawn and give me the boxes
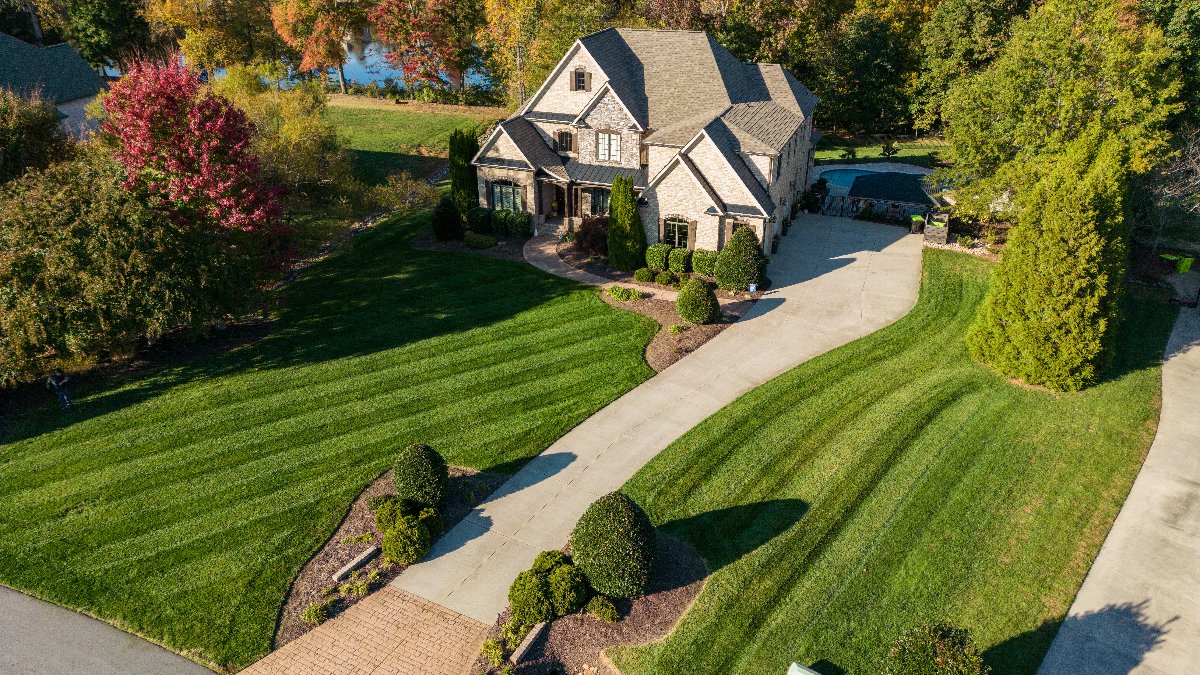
[46,369,72,409]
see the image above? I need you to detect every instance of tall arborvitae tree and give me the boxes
[967,130,1133,391]
[606,174,645,270]
[448,127,479,217]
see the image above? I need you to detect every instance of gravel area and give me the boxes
[472,532,708,675]
[274,467,507,648]
[409,227,530,263]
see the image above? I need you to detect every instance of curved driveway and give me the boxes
[392,214,923,623]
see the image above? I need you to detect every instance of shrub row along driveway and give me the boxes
[0,211,657,671]
[610,252,1177,675]
[390,215,923,624]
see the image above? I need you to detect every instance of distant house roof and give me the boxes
[848,172,937,206]
[0,32,104,104]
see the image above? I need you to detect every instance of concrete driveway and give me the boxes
[392,214,923,623]
[1038,307,1200,675]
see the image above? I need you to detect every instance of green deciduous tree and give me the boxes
[967,129,1134,391]
[605,174,645,270]
[813,11,912,134]
[1140,0,1200,126]
[0,88,71,185]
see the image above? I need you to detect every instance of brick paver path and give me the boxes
[242,587,488,675]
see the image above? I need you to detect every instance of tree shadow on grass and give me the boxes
[346,149,446,184]
[1097,286,1180,385]
[986,600,1173,675]
[657,499,809,572]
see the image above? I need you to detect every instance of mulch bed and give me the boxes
[409,227,531,263]
[599,294,750,372]
[274,467,507,648]
[472,532,708,675]
[557,242,769,300]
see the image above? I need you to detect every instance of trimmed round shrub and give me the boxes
[632,267,654,283]
[508,569,555,626]
[575,216,609,256]
[381,514,431,565]
[692,248,718,277]
[531,550,570,575]
[509,210,533,237]
[883,624,990,675]
[431,195,462,241]
[393,443,448,507]
[549,564,590,615]
[645,243,671,271]
[667,247,691,274]
[464,232,496,249]
[569,492,656,598]
[467,206,492,233]
[715,228,767,291]
[417,506,443,536]
[676,278,719,324]
[654,270,675,287]
[585,595,619,623]
[372,496,418,532]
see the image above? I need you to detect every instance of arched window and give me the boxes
[491,180,522,212]
[663,215,689,248]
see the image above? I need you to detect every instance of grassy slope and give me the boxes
[612,251,1174,675]
[814,138,949,167]
[324,99,495,183]
[0,211,656,670]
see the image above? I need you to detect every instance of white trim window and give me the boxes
[664,216,688,248]
[596,131,621,162]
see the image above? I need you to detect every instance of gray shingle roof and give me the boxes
[848,172,937,206]
[0,33,104,104]
[525,111,576,123]
[563,160,647,188]
[499,116,567,179]
[721,101,805,154]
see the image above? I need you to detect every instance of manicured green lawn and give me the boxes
[612,251,1174,675]
[814,136,948,167]
[0,211,656,670]
[324,99,497,183]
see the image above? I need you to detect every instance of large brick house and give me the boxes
[472,28,819,253]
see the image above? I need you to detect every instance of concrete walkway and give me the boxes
[1039,307,1200,675]
[0,585,211,675]
[392,214,922,623]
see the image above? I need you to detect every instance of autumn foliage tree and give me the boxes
[370,0,483,90]
[271,0,368,93]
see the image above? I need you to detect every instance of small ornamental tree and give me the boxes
[569,491,656,598]
[448,128,479,217]
[102,61,284,243]
[676,278,719,324]
[431,194,462,240]
[607,174,647,270]
[883,623,990,675]
[393,443,449,507]
[715,228,767,291]
[966,129,1131,391]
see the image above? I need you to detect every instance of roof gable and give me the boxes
[0,33,104,104]
[573,83,643,131]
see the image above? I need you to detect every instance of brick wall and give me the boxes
[579,91,640,167]
[477,166,536,212]
[525,47,603,116]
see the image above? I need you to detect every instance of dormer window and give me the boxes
[556,130,574,152]
[597,131,621,162]
[571,68,591,92]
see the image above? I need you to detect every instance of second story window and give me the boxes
[556,130,574,152]
[597,131,621,162]
[572,69,591,92]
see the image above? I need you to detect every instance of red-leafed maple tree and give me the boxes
[369,0,482,90]
[102,60,286,246]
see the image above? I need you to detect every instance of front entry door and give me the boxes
[552,185,565,217]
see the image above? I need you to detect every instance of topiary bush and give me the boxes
[569,491,656,598]
[467,206,492,233]
[508,210,533,237]
[883,624,990,675]
[381,514,431,565]
[585,595,619,623]
[417,506,443,536]
[531,550,570,575]
[464,232,496,249]
[431,195,462,241]
[645,243,671,271]
[653,271,675,287]
[676,278,719,324]
[633,267,654,283]
[372,496,418,532]
[692,248,718,277]
[508,569,555,626]
[393,443,449,507]
[715,228,767,291]
[549,564,590,615]
[668,247,691,274]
